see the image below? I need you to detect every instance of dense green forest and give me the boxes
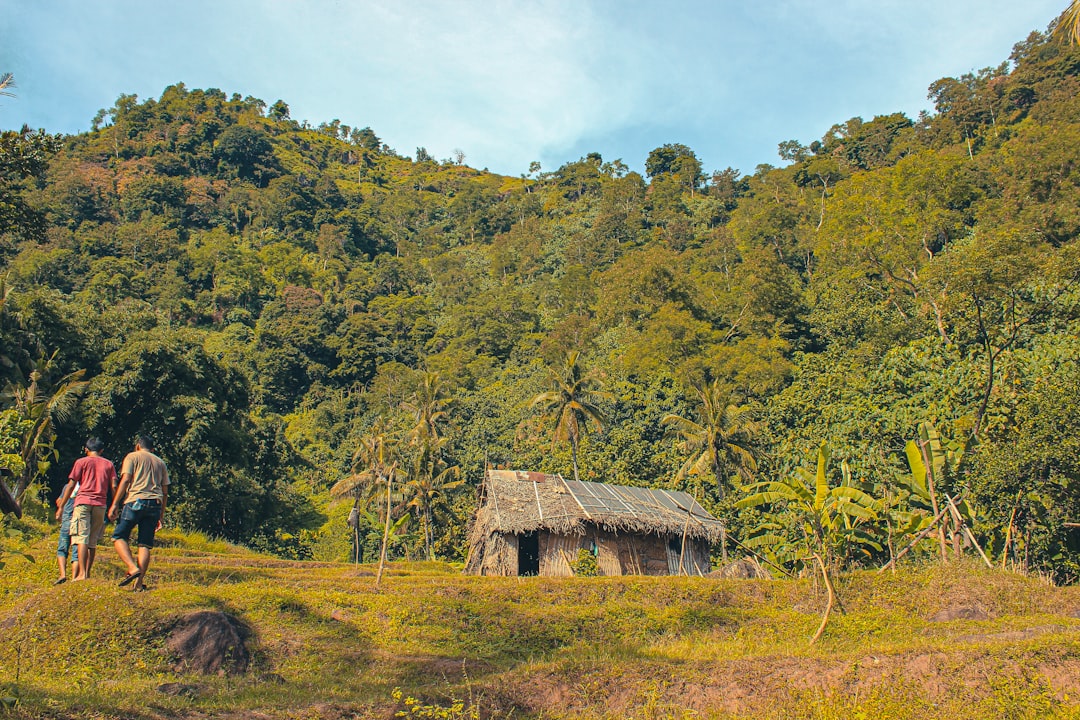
[1,21,1079,580]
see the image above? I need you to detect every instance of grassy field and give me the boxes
[2,525,1080,719]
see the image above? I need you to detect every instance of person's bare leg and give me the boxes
[113,538,139,576]
[73,543,88,580]
[133,546,151,590]
[56,553,68,581]
[83,547,97,578]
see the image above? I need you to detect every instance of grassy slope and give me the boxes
[2,530,1080,719]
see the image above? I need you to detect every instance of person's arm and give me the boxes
[109,474,131,521]
[108,466,118,511]
[54,480,76,520]
[157,483,168,530]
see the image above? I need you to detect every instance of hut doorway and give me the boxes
[518,531,540,576]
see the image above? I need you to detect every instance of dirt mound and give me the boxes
[929,605,991,622]
[166,610,251,675]
[710,558,771,580]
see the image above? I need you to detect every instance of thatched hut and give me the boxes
[464,469,725,577]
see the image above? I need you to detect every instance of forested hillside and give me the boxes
[1,22,1078,578]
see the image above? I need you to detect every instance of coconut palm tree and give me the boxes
[3,355,87,502]
[403,371,450,447]
[0,73,15,99]
[661,380,759,498]
[332,417,400,581]
[403,436,463,560]
[1054,1,1080,45]
[530,350,611,482]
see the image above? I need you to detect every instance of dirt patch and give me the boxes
[486,649,1080,718]
[929,605,991,622]
[166,610,251,675]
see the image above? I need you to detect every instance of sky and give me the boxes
[0,0,1068,178]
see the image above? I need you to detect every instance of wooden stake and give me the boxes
[375,471,392,588]
[878,501,955,574]
[945,494,992,568]
[919,438,949,563]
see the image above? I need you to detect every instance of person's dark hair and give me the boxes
[135,435,155,452]
[84,437,104,453]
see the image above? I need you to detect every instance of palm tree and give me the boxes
[3,355,87,502]
[661,380,759,498]
[399,372,461,559]
[403,371,450,445]
[332,418,399,582]
[403,436,463,560]
[530,350,611,482]
[0,73,15,99]
[1054,1,1080,45]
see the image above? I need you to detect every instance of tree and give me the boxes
[401,372,461,560]
[1053,1,1080,45]
[332,417,399,565]
[530,350,610,482]
[213,124,279,185]
[2,355,87,503]
[268,99,290,121]
[403,436,462,560]
[661,380,759,497]
[0,126,60,242]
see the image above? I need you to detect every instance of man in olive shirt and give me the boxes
[109,436,169,591]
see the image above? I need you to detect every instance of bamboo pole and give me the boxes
[1002,491,1022,570]
[878,501,956,574]
[944,494,992,568]
[375,470,392,588]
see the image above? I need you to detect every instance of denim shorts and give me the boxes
[111,499,162,549]
[57,498,77,560]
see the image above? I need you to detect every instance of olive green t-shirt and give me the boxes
[120,449,170,502]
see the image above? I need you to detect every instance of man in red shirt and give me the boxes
[55,438,117,581]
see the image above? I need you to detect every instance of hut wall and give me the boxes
[539,532,579,577]
[476,529,713,577]
[478,532,518,576]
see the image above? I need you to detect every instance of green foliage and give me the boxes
[570,547,601,577]
[0,21,1078,571]
[739,443,883,571]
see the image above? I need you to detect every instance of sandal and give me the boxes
[118,571,141,587]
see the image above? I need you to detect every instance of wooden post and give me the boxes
[1002,492,1022,570]
[878,501,955,574]
[945,494,992,569]
[375,470,392,588]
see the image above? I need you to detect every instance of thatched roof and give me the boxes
[469,470,725,544]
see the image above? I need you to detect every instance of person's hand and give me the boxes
[54,506,62,521]
[108,506,119,522]
[55,496,64,509]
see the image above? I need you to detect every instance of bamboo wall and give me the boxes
[475,528,712,577]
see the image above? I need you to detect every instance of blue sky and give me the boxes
[0,0,1067,178]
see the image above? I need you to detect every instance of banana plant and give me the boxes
[902,421,973,561]
[738,443,882,643]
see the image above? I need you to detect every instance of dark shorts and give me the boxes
[111,499,162,549]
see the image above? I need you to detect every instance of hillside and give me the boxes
[2,532,1080,719]
[0,14,1079,583]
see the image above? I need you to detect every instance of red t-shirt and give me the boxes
[68,456,117,507]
